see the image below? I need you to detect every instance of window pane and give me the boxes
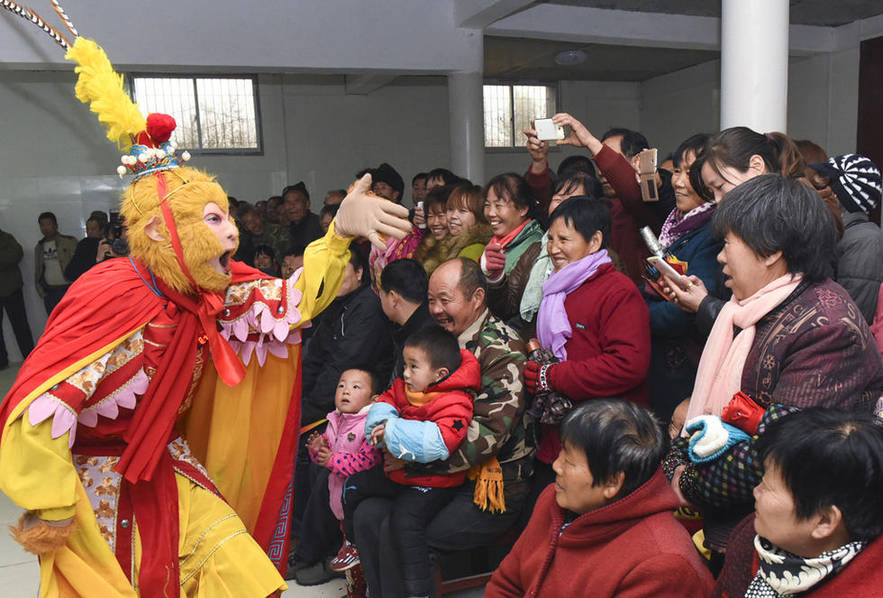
[483,85,512,147]
[132,77,199,148]
[196,78,258,150]
[513,85,556,141]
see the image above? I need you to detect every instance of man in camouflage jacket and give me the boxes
[353,258,535,598]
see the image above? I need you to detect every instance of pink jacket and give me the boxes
[311,405,380,519]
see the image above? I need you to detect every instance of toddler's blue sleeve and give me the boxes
[383,418,450,463]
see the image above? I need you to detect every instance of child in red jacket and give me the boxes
[335,326,480,598]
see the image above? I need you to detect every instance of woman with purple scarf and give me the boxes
[524,197,651,491]
[642,134,724,424]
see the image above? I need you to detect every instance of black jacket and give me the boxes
[836,211,883,324]
[64,237,101,281]
[300,284,393,425]
[389,302,436,384]
[289,212,323,252]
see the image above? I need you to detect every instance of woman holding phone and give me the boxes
[642,134,723,424]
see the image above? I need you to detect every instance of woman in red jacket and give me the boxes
[524,197,651,488]
[486,400,713,598]
[713,408,883,598]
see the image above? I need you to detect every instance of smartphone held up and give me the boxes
[534,118,565,141]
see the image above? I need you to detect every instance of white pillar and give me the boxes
[720,0,789,133]
[448,71,485,185]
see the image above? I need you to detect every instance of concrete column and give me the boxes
[448,70,485,184]
[720,0,789,132]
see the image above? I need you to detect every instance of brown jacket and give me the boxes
[487,241,542,324]
[34,234,77,297]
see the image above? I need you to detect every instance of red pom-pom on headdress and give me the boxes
[135,113,177,147]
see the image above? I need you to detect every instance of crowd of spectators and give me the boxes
[11,116,883,598]
[282,117,883,598]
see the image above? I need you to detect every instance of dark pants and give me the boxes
[0,289,34,366]
[354,475,531,598]
[346,466,457,597]
[293,468,341,565]
[523,460,555,525]
[291,426,323,540]
[42,284,69,316]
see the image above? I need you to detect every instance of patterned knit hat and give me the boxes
[811,154,882,215]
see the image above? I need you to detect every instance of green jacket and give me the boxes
[0,230,24,298]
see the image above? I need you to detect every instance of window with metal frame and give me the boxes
[129,75,261,153]
[483,83,557,149]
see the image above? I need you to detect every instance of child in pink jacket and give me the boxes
[290,368,381,585]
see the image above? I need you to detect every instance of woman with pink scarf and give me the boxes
[523,197,651,492]
[664,174,883,560]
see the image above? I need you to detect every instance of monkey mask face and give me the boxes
[122,167,240,294]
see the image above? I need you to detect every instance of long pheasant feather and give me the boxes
[65,37,146,150]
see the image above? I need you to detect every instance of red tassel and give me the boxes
[159,200,245,387]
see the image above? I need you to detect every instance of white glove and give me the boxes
[333,174,412,250]
[685,415,751,463]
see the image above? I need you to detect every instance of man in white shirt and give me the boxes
[34,212,77,315]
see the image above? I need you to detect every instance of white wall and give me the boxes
[281,76,450,205]
[639,46,861,159]
[786,48,860,156]
[640,60,721,158]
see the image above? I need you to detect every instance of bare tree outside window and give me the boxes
[131,75,261,153]
[484,83,557,149]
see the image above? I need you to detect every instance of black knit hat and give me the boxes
[370,163,404,199]
[810,154,882,215]
[282,181,310,201]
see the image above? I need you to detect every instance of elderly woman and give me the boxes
[519,171,604,327]
[665,175,883,556]
[524,198,650,487]
[713,408,883,597]
[413,183,492,275]
[487,400,714,598]
[481,173,544,324]
[642,133,723,423]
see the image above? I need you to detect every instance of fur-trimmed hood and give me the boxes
[415,222,494,275]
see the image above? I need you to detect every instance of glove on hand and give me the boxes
[334,174,412,250]
[525,361,553,394]
[685,415,751,463]
[482,241,506,281]
[524,360,540,394]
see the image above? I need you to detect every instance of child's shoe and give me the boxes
[329,539,360,572]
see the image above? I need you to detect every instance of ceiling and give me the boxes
[485,36,718,81]
[484,1,883,82]
[544,0,883,27]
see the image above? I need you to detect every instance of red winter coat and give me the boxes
[539,263,651,462]
[594,144,661,285]
[375,349,480,487]
[713,513,883,598]
[487,470,714,598]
